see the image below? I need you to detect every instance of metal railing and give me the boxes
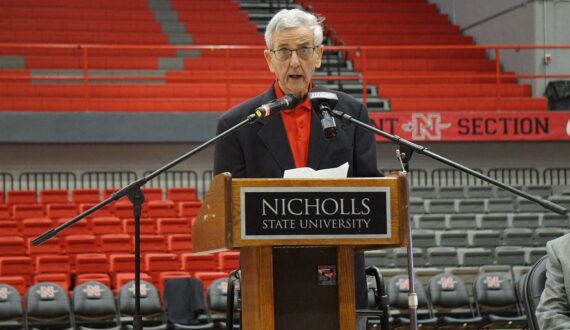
[1,43,569,110]
[0,168,568,199]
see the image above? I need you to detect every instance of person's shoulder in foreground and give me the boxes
[536,233,570,330]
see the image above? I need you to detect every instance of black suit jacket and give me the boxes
[213,84,382,309]
[214,84,381,179]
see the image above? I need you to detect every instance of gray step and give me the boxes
[240,1,299,14]
[147,0,171,11]
[30,69,166,84]
[153,10,178,22]
[161,22,187,34]
[158,57,184,70]
[168,34,193,45]
[0,56,25,69]
[176,50,202,58]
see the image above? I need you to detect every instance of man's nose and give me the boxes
[289,51,301,66]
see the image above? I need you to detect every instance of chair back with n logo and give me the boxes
[0,283,24,329]
[73,280,119,328]
[26,282,73,329]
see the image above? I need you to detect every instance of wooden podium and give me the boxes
[192,173,408,330]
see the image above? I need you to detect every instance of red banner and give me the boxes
[368,111,570,142]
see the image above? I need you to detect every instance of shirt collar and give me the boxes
[273,80,312,112]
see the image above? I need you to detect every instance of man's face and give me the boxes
[264,27,323,99]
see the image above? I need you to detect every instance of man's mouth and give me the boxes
[289,74,303,80]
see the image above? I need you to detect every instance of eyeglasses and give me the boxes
[269,46,319,61]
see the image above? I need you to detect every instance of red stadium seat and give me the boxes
[27,237,61,256]
[35,255,71,275]
[75,253,109,274]
[217,251,240,273]
[21,217,53,237]
[0,220,19,236]
[12,204,44,219]
[40,189,69,204]
[103,189,118,199]
[46,203,78,219]
[157,217,190,235]
[6,190,36,205]
[180,253,217,274]
[140,187,164,202]
[178,201,203,218]
[55,217,90,236]
[71,188,101,204]
[79,203,114,218]
[0,256,33,285]
[139,235,167,253]
[147,200,177,218]
[167,187,196,203]
[0,236,26,256]
[99,233,132,253]
[122,218,156,235]
[64,234,98,254]
[109,254,139,275]
[144,253,180,273]
[91,216,121,235]
[114,200,135,218]
[167,234,192,252]
[0,204,10,219]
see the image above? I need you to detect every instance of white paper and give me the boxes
[283,162,349,179]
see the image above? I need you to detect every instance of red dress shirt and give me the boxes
[274,81,312,168]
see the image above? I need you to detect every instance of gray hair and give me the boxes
[264,8,324,50]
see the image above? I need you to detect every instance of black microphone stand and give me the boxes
[32,111,263,330]
[330,109,568,330]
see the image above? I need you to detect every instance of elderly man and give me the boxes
[214,8,382,329]
[214,8,380,179]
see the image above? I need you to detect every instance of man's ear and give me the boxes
[315,45,324,69]
[264,49,275,73]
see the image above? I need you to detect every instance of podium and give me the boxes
[192,173,408,330]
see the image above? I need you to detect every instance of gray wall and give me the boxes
[0,112,218,143]
[429,0,570,97]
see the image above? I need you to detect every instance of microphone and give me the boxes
[255,94,300,118]
[308,86,338,139]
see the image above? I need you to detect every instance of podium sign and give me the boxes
[240,186,391,240]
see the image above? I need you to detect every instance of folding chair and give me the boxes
[118,280,167,330]
[387,274,437,329]
[207,277,240,329]
[26,281,74,330]
[427,273,483,329]
[0,283,25,329]
[73,281,121,330]
[473,272,527,329]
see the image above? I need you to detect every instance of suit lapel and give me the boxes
[257,114,295,172]
[254,85,295,171]
[307,110,330,169]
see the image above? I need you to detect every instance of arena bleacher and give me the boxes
[1,0,569,329]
